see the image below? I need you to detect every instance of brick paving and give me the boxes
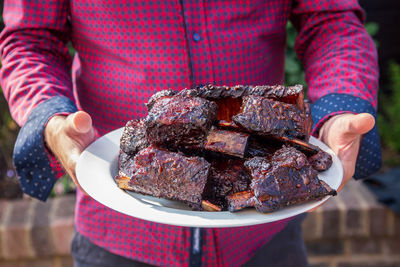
[0,180,399,267]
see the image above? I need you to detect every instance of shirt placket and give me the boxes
[179,2,215,266]
[180,0,215,86]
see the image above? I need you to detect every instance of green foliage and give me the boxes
[378,61,400,158]
[365,22,379,37]
[365,22,380,47]
[0,86,19,168]
[49,174,76,197]
[67,42,76,58]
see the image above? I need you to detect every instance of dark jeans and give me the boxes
[72,214,307,267]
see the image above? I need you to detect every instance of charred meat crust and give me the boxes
[202,158,251,209]
[117,84,336,212]
[233,96,309,140]
[145,95,217,152]
[226,190,255,212]
[243,147,336,213]
[178,84,303,105]
[308,150,333,171]
[117,145,210,210]
[120,119,149,155]
[145,89,177,111]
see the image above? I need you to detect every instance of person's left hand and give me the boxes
[308,113,375,213]
[318,113,375,192]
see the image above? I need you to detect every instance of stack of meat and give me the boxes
[115,85,336,213]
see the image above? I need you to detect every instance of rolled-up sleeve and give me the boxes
[0,0,77,200]
[290,0,381,178]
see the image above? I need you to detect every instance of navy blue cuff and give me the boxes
[311,93,382,179]
[13,96,77,201]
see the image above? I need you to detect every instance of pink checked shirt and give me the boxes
[1,0,380,266]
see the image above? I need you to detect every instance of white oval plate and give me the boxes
[76,128,343,228]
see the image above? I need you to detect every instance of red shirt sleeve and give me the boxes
[0,0,74,126]
[0,0,77,184]
[290,0,379,108]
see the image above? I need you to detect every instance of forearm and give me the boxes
[0,0,77,200]
[0,29,74,125]
[294,10,378,107]
[291,1,380,178]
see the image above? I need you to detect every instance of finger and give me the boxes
[62,112,93,196]
[324,113,374,148]
[345,113,375,136]
[335,114,374,144]
[71,111,93,134]
[67,149,89,196]
[64,111,92,136]
[65,111,95,148]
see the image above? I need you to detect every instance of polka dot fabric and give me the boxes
[12,96,77,201]
[291,2,378,107]
[311,93,381,179]
[0,0,380,266]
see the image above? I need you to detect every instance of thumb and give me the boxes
[320,113,375,149]
[341,113,375,140]
[66,111,93,135]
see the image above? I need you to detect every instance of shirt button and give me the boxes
[193,33,201,42]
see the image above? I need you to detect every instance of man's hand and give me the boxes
[318,113,375,192]
[44,111,95,194]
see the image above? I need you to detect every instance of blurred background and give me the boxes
[0,1,399,267]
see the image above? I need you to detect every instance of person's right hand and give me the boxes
[44,111,95,193]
